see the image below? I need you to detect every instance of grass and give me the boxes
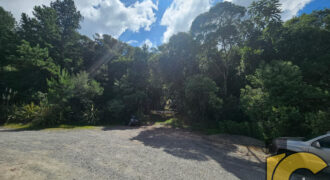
[45,124,98,130]
[155,117,223,135]
[3,123,32,129]
[2,123,98,131]
[155,117,190,129]
[3,115,221,135]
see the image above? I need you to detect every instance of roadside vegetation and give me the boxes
[0,0,329,143]
[3,123,97,131]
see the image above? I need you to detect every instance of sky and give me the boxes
[0,0,330,48]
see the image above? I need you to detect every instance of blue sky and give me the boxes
[299,0,330,15]
[119,0,168,47]
[1,0,330,48]
[118,0,330,47]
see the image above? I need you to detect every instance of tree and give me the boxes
[0,7,17,123]
[18,0,83,72]
[50,0,83,72]
[18,6,60,59]
[241,61,329,141]
[0,7,16,69]
[238,0,283,78]
[191,2,246,97]
[185,75,222,124]
[1,1,329,141]
[4,40,59,103]
[158,32,199,111]
[248,0,282,31]
[109,46,150,121]
[276,10,330,90]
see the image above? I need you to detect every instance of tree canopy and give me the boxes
[0,0,329,142]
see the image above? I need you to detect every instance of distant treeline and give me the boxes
[0,0,329,142]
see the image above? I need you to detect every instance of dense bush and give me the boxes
[219,120,263,139]
[47,70,103,125]
[105,99,126,123]
[7,102,58,127]
[241,61,329,142]
[184,75,223,123]
[306,110,330,137]
[1,0,329,142]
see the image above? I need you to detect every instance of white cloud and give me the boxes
[280,0,313,20]
[0,0,315,43]
[224,0,313,20]
[0,0,158,38]
[127,40,139,44]
[78,0,158,38]
[141,38,154,48]
[160,0,313,43]
[160,0,212,43]
[0,0,52,20]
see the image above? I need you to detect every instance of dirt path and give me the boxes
[0,125,266,180]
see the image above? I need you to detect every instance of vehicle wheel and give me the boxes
[290,169,312,180]
[290,169,330,180]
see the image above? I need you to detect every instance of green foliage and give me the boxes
[219,120,262,139]
[306,110,330,137]
[47,71,103,124]
[0,8,18,122]
[191,2,246,47]
[277,10,330,91]
[157,32,199,112]
[191,2,246,97]
[2,40,59,103]
[184,75,223,122]
[18,0,83,73]
[0,7,16,68]
[7,102,58,127]
[248,0,282,30]
[106,99,126,122]
[15,40,60,76]
[0,0,329,143]
[156,117,189,129]
[241,61,329,142]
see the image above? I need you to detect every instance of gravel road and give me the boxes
[0,125,266,180]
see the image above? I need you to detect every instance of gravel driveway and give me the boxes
[0,125,266,180]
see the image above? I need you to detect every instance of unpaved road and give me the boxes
[0,125,266,180]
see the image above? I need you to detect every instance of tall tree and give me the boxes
[276,10,330,90]
[50,0,83,72]
[19,0,83,72]
[248,0,282,31]
[158,32,199,111]
[239,0,283,76]
[191,2,246,97]
[7,40,60,102]
[0,7,16,69]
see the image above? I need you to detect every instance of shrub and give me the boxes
[219,120,263,139]
[305,110,330,137]
[7,103,38,124]
[47,70,103,125]
[106,99,126,122]
[260,106,305,142]
[184,75,223,122]
[240,61,313,142]
[0,104,10,124]
[7,101,58,127]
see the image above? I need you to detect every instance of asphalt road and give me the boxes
[0,125,267,180]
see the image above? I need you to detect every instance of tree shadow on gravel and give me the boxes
[102,126,141,131]
[130,127,266,180]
